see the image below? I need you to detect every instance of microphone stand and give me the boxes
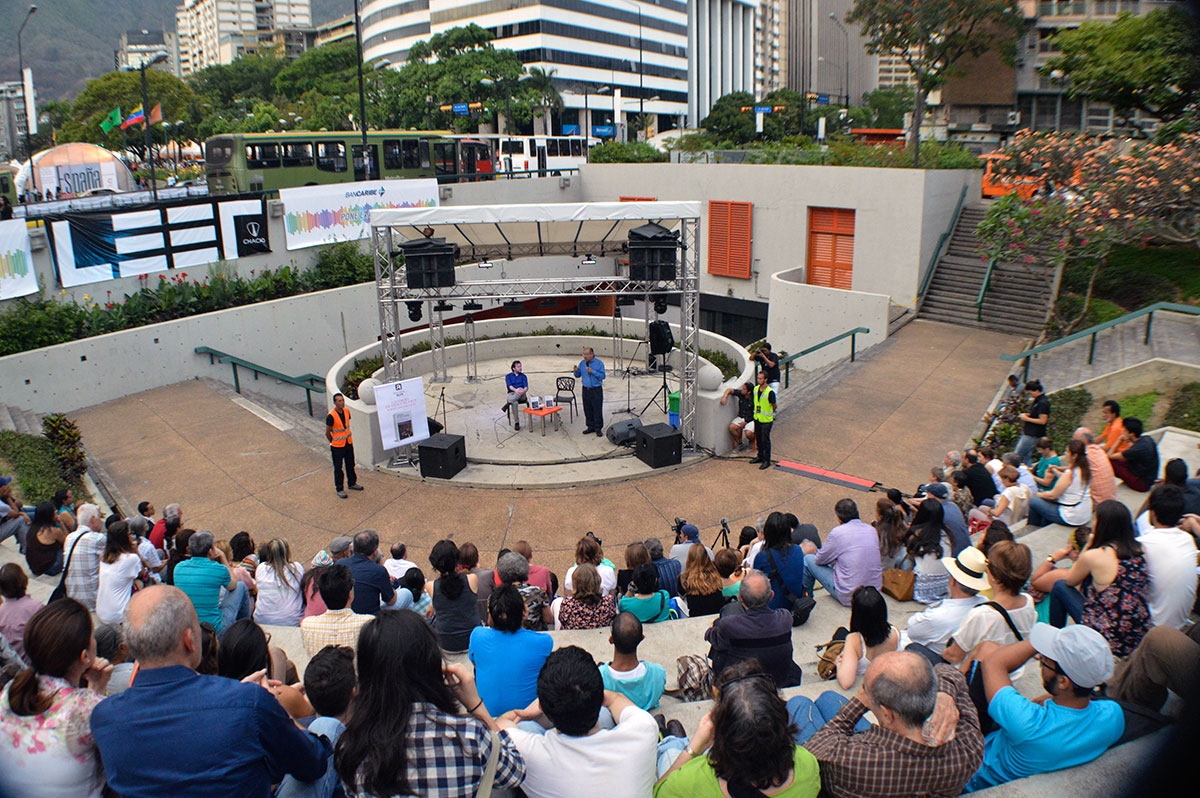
[617,339,646,415]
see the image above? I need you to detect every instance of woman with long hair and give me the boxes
[334,611,526,797]
[429,539,480,652]
[905,500,951,604]
[617,542,651,596]
[216,618,311,719]
[751,511,808,612]
[1027,438,1093,528]
[253,539,305,627]
[834,586,899,689]
[1030,500,1152,657]
[96,522,144,625]
[564,536,617,597]
[0,599,113,797]
[679,544,727,617]
[553,563,617,630]
[165,528,196,585]
[873,497,907,568]
[25,502,67,576]
[656,660,820,798]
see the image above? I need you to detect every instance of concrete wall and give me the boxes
[1058,359,1200,400]
[766,271,890,372]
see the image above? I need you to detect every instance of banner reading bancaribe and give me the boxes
[279,179,439,251]
[0,219,38,301]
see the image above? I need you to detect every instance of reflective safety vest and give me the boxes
[329,407,353,447]
[753,385,775,424]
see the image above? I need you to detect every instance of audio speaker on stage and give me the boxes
[606,417,643,446]
[400,237,458,289]
[636,422,682,468]
[418,433,466,479]
[627,222,678,281]
[648,320,675,356]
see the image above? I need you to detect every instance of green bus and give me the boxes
[204,130,495,195]
[0,169,15,209]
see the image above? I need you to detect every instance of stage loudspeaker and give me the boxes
[400,237,458,289]
[418,433,466,479]
[648,320,675,356]
[636,423,682,468]
[628,222,678,281]
[606,417,643,446]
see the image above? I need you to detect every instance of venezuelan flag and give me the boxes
[120,104,145,130]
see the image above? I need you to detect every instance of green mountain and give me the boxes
[0,0,352,101]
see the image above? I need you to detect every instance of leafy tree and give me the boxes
[846,0,1023,165]
[700,92,758,144]
[525,67,562,134]
[191,54,287,108]
[862,85,914,128]
[60,70,196,158]
[273,41,360,101]
[1046,8,1200,140]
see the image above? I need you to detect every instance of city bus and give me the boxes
[468,134,596,176]
[204,130,495,194]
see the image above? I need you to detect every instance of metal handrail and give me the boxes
[918,184,969,299]
[776,326,871,388]
[975,257,998,321]
[1000,302,1200,381]
[194,346,326,416]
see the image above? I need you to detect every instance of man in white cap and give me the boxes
[965,623,1124,792]
[901,546,987,656]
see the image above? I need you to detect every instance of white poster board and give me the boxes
[0,219,38,300]
[278,178,439,251]
[373,376,431,450]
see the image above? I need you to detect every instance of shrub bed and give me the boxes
[0,429,90,506]
[1163,382,1200,432]
[1047,388,1094,453]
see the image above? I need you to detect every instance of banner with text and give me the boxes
[279,179,438,251]
[45,195,269,288]
[0,219,38,300]
[373,376,431,450]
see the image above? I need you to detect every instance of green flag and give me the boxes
[99,107,122,135]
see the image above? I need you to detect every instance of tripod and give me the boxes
[640,363,672,416]
[617,339,646,415]
[711,519,732,550]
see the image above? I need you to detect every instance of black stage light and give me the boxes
[433,300,454,312]
[406,301,423,322]
[462,301,484,311]
[616,295,636,306]
[653,297,669,315]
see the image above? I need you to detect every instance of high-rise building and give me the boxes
[0,80,35,160]
[787,0,876,106]
[688,0,759,126]
[175,0,312,75]
[315,13,356,47]
[115,30,177,73]
[755,0,786,96]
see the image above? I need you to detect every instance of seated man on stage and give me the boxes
[503,360,530,430]
[720,381,756,453]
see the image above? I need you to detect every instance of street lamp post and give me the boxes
[129,52,169,203]
[352,0,370,176]
[17,5,37,168]
[829,13,850,108]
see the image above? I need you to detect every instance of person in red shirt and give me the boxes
[149,503,181,550]
[511,539,553,594]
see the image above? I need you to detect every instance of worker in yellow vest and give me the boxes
[326,393,364,498]
[749,370,777,471]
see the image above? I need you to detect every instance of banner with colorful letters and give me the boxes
[0,219,38,300]
[279,179,438,251]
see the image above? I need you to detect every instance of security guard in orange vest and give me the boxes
[326,393,364,498]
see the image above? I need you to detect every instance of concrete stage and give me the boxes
[383,354,708,487]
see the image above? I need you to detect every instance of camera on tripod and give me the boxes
[671,517,687,544]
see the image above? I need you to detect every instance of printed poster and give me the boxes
[279,179,438,251]
[0,219,38,300]
[373,376,431,450]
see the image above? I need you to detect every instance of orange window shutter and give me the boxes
[708,200,730,275]
[807,207,855,289]
[727,201,753,278]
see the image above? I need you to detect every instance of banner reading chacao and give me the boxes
[278,179,439,251]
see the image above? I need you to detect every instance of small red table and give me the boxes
[522,405,563,436]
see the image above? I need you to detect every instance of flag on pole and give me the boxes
[148,104,162,126]
[99,107,122,134]
[120,105,144,130]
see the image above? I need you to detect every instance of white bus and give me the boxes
[458,134,596,177]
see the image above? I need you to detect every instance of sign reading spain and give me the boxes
[278,179,439,251]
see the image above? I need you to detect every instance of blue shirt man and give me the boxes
[574,347,607,434]
[345,530,396,615]
[504,360,530,429]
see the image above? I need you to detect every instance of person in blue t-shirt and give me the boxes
[469,584,553,716]
[965,623,1124,793]
[599,612,667,711]
[502,360,530,430]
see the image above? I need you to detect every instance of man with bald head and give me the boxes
[91,585,329,797]
[802,651,984,797]
[1071,427,1116,504]
[704,569,803,687]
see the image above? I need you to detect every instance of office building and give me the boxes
[755,0,786,95]
[115,30,178,73]
[688,0,759,126]
[315,13,356,47]
[175,0,312,75]
[787,0,876,106]
[0,80,35,160]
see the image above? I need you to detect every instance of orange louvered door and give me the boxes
[807,207,855,289]
[708,200,753,278]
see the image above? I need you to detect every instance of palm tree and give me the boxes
[524,67,562,135]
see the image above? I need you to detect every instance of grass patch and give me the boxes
[1116,392,1160,424]
[1046,388,1094,453]
[0,431,77,505]
[1163,382,1200,433]
[1047,295,1128,337]
[1060,245,1200,314]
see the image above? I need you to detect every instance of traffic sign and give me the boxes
[452,103,470,115]
[754,106,772,113]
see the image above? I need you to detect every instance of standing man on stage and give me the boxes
[575,347,607,436]
[503,360,529,430]
[749,370,777,470]
[326,393,364,499]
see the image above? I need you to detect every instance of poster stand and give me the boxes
[373,377,431,473]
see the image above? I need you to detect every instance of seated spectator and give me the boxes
[1028,439,1093,528]
[497,645,659,798]
[0,475,30,553]
[0,599,112,798]
[96,521,145,625]
[968,625,1123,792]
[656,660,820,798]
[469,584,553,716]
[599,612,667,711]
[53,487,77,534]
[1137,484,1199,629]
[383,541,417,580]
[0,563,42,662]
[801,652,984,798]
[127,516,164,583]
[885,489,913,524]
[300,565,328,619]
[459,541,495,620]
[905,499,951,604]
[149,502,181,549]
[901,548,985,656]
[980,446,1004,492]
[874,498,907,569]
[1109,417,1158,492]
[1030,500,1152,657]
[739,522,765,565]
[334,611,525,796]
[496,550,553,631]
[976,521,1014,556]
[619,563,673,623]
[229,530,258,574]
[216,538,256,611]
[753,511,809,612]
[645,537,682,597]
[431,540,481,651]
[400,567,432,616]
[512,539,554,593]
[804,499,882,606]
[969,466,1030,528]
[1134,458,1200,532]
[345,531,398,615]
[834,586,900,690]
[173,530,250,635]
[1071,428,1117,505]
[919,484,970,554]
[679,543,728,617]
[300,563,373,656]
[165,527,196,585]
[618,542,652,596]
[565,535,618,596]
[553,563,617,630]
[942,542,1035,668]
[64,503,107,611]
[786,513,822,550]
[94,623,135,695]
[1001,451,1038,492]
[197,622,219,676]
[1097,399,1129,454]
[705,569,803,688]
[962,451,999,507]
[950,470,977,517]
[713,548,744,598]
[1109,622,1200,712]
[275,645,356,798]
[253,538,305,627]
[669,523,713,568]
[25,501,67,576]
[217,618,312,720]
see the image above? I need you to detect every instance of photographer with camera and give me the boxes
[750,342,781,394]
[669,523,713,568]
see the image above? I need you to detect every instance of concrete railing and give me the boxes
[766,270,890,372]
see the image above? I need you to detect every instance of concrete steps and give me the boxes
[198,377,331,456]
[0,403,43,436]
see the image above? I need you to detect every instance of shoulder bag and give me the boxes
[981,600,1024,641]
[766,548,816,627]
[881,554,915,601]
[48,532,85,604]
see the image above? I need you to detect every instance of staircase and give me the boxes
[0,403,42,436]
[918,204,1054,337]
[199,378,330,455]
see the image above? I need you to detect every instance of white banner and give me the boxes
[0,219,38,300]
[373,376,431,450]
[279,178,438,251]
[22,68,36,136]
